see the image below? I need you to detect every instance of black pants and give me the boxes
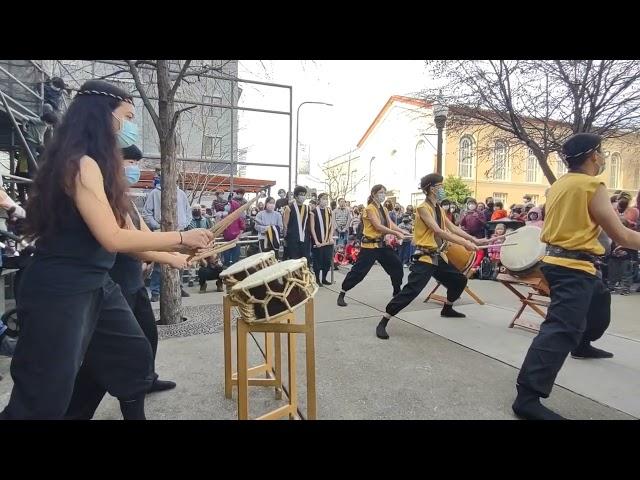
[313,244,333,281]
[198,265,223,286]
[1,278,154,420]
[341,247,403,294]
[64,286,159,420]
[386,258,467,316]
[285,238,311,265]
[517,264,611,398]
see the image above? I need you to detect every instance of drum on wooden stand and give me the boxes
[499,225,549,293]
[229,258,318,323]
[219,251,277,294]
[443,242,475,273]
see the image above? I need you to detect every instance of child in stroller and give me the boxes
[333,236,361,268]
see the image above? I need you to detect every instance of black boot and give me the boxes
[322,276,332,285]
[337,291,347,307]
[512,385,565,420]
[376,317,390,339]
[119,395,146,420]
[441,304,466,318]
[571,343,614,359]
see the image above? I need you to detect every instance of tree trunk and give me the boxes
[157,60,182,325]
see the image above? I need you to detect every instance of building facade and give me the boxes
[323,95,640,208]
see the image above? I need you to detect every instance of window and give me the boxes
[411,192,423,207]
[610,153,621,188]
[556,156,567,177]
[458,136,474,179]
[202,135,222,158]
[493,192,508,205]
[414,140,428,179]
[203,95,222,117]
[526,149,538,183]
[493,141,508,180]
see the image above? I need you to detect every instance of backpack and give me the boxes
[478,257,495,280]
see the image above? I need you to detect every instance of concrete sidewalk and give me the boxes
[0,265,636,420]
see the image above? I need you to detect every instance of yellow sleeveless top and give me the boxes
[361,202,390,249]
[541,173,605,275]
[414,201,447,264]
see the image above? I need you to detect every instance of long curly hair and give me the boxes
[25,80,132,240]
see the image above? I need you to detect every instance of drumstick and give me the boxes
[188,240,238,264]
[477,242,518,249]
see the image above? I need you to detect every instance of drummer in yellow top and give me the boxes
[376,173,489,340]
[513,132,640,420]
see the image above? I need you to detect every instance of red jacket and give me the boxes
[223,200,245,241]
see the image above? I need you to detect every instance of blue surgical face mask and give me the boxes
[435,187,446,202]
[113,113,139,148]
[124,164,141,185]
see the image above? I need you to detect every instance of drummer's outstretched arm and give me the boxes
[418,207,476,251]
[444,217,490,245]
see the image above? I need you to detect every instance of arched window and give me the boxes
[414,140,428,179]
[493,140,508,180]
[458,136,474,179]
[610,153,621,188]
[526,148,538,183]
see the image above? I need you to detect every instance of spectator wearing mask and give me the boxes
[310,193,335,285]
[477,202,486,215]
[484,197,495,222]
[460,198,487,268]
[488,223,507,264]
[491,201,508,221]
[198,256,224,293]
[333,197,353,248]
[222,197,245,266]
[449,203,461,225]
[248,206,260,234]
[398,214,414,267]
[186,206,213,230]
[142,174,192,302]
[283,186,311,262]
[255,197,284,254]
[258,202,265,212]
[440,199,453,223]
[405,205,415,221]
[526,207,544,228]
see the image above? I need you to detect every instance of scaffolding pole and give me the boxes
[0,90,38,172]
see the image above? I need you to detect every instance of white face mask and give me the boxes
[467,204,477,211]
[297,194,306,203]
[376,192,386,203]
[319,199,328,208]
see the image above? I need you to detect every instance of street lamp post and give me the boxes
[433,99,449,175]
[295,101,333,190]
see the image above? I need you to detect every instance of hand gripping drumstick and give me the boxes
[188,239,238,264]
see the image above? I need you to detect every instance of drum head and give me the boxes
[500,225,546,272]
[231,258,308,291]
[220,251,275,278]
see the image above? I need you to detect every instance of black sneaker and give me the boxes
[441,305,466,318]
[199,284,207,294]
[216,279,224,292]
[376,318,390,339]
[512,385,565,420]
[148,379,177,393]
[571,344,614,359]
[322,279,332,285]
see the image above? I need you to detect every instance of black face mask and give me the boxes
[487,202,494,208]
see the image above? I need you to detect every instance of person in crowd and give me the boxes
[198,255,224,293]
[398,213,414,267]
[283,186,311,263]
[460,197,486,268]
[526,207,544,228]
[333,197,353,248]
[222,196,245,266]
[491,201,508,221]
[309,193,334,285]
[484,197,495,223]
[275,189,289,212]
[255,196,284,254]
[186,205,213,230]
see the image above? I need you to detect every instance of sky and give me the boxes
[235,60,434,191]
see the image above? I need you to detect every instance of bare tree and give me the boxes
[127,59,197,325]
[423,60,640,184]
[322,161,367,200]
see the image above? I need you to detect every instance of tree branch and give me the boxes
[126,60,160,132]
